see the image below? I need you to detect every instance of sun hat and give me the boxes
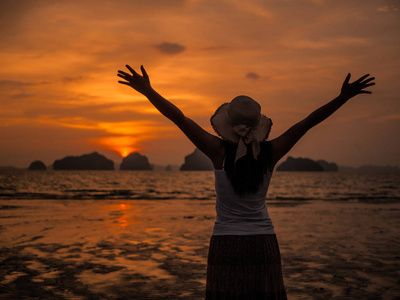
[211,95,272,163]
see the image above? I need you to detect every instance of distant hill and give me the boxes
[277,157,323,171]
[339,165,400,173]
[151,164,180,171]
[316,160,338,172]
[180,148,213,171]
[277,157,338,172]
[0,166,22,170]
[28,160,46,170]
[53,152,114,170]
[120,152,152,170]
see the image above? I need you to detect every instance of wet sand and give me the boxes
[1,199,399,299]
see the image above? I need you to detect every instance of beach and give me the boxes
[1,199,399,299]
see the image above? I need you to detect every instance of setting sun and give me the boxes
[116,146,137,158]
[120,148,136,157]
[90,136,140,157]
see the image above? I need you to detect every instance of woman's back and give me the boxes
[212,140,275,235]
[213,168,275,236]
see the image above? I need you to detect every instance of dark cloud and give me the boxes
[62,76,83,83]
[0,80,50,91]
[0,80,32,89]
[155,42,186,55]
[245,72,260,80]
[10,93,35,99]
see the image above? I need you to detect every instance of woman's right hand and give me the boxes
[117,65,153,95]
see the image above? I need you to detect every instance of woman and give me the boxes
[117,65,375,299]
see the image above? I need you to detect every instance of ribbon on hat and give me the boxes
[233,124,261,163]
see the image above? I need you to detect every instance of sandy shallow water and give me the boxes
[1,199,399,299]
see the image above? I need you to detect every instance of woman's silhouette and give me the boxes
[117,65,374,299]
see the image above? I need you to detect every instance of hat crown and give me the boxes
[228,96,261,127]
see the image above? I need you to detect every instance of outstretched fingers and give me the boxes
[360,76,375,89]
[364,82,375,88]
[117,70,131,80]
[141,65,149,80]
[359,76,375,94]
[117,70,133,86]
[355,74,370,83]
[359,90,372,94]
[361,77,375,85]
[343,73,351,86]
[126,65,140,77]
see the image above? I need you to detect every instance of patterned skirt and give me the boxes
[205,234,287,300]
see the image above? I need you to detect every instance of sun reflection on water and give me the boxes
[106,202,134,229]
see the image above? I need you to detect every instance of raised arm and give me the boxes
[117,65,224,167]
[269,73,375,170]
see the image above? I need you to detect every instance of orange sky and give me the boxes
[1,0,399,168]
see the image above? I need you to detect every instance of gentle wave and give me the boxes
[0,170,399,202]
[0,190,215,201]
[1,192,398,202]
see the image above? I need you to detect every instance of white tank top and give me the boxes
[212,169,275,235]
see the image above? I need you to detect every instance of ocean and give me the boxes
[1,170,400,299]
[1,170,399,202]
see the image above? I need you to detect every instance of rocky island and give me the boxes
[317,160,339,172]
[180,148,213,171]
[28,160,47,170]
[120,152,152,170]
[277,156,338,172]
[53,152,114,170]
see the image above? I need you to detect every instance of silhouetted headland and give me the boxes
[120,152,152,170]
[180,148,213,171]
[277,156,338,172]
[0,166,22,170]
[339,165,400,173]
[28,160,46,170]
[53,152,114,170]
[316,160,339,172]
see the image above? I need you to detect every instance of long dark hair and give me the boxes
[223,141,272,196]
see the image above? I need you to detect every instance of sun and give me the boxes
[90,136,139,158]
[120,148,135,157]
[115,146,137,157]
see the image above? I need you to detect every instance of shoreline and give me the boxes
[1,199,399,299]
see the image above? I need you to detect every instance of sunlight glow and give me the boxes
[90,136,140,157]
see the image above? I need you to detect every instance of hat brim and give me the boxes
[210,102,272,143]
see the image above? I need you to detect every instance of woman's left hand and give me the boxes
[340,73,375,99]
[118,65,153,95]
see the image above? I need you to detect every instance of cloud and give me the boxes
[154,42,186,55]
[377,6,390,13]
[10,93,35,99]
[377,5,398,13]
[62,76,83,83]
[245,72,260,80]
[0,80,33,89]
[280,37,368,50]
[370,114,400,123]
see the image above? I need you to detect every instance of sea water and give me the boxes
[0,170,399,202]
